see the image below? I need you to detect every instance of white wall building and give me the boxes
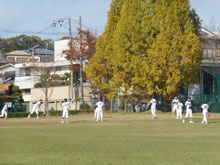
[14,40,79,102]
[15,60,77,101]
[54,39,70,62]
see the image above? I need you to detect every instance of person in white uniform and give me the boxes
[172,97,179,116]
[183,98,193,123]
[150,97,157,119]
[95,99,104,121]
[176,101,183,120]
[0,102,8,119]
[61,98,73,124]
[28,99,43,119]
[201,102,209,124]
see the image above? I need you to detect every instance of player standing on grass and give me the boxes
[172,97,179,116]
[61,98,73,124]
[0,102,8,119]
[201,101,209,124]
[183,98,193,123]
[28,99,43,119]
[95,99,104,121]
[176,101,183,120]
[150,97,157,120]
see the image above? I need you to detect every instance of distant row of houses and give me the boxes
[0,27,220,111]
[0,39,94,111]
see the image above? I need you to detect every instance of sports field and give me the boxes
[0,112,220,165]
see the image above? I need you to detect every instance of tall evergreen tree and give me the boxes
[112,0,149,110]
[143,0,201,99]
[85,0,124,99]
[86,0,201,107]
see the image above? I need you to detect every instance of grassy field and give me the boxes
[0,112,220,165]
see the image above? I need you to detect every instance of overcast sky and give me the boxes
[0,0,219,40]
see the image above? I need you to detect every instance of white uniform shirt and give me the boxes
[96,101,103,110]
[2,104,8,111]
[201,104,209,112]
[185,100,191,109]
[150,99,157,106]
[172,98,178,106]
[62,101,73,111]
[177,102,183,110]
[33,101,41,110]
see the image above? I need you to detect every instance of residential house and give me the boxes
[4,45,54,63]
[199,27,220,96]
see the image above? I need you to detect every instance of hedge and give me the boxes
[7,112,44,118]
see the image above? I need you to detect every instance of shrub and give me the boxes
[79,103,91,110]
[7,111,44,118]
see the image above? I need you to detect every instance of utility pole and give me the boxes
[68,18,74,100]
[79,16,84,105]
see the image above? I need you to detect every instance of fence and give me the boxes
[110,95,220,113]
[1,95,220,116]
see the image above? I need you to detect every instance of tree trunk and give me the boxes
[44,87,49,116]
[124,95,128,112]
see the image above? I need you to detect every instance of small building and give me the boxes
[200,27,220,96]
[4,45,54,63]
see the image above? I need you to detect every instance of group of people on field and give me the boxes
[0,96,209,124]
[145,96,209,124]
[171,97,209,124]
[0,97,104,124]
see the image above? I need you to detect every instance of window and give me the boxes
[56,66,62,71]
[23,89,31,94]
[15,68,20,77]
[17,57,28,62]
[7,57,15,62]
[25,68,31,76]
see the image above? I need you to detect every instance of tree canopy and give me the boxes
[0,35,53,55]
[85,0,201,104]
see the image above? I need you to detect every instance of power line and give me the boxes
[1,29,70,36]
[0,17,100,38]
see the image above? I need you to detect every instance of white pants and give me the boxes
[151,106,156,118]
[94,110,97,118]
[202,110,208,124]
[185,108,192,119]
[0,110,7,119]
[176,109,182,119]
[62,109,69,119]
[173,105,178,114]
[96,108,103,121]
[28,108,39,118]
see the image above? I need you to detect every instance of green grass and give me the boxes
[0,112,220,165]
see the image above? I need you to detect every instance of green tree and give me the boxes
[7,85,24,103]
[189,8,202,35]
[86,0,201,108]
[0,35,53,55]
[141,0,201,99]
[85,0,124,100]
[112,0,150,110]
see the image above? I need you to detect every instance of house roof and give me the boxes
[28,45,54,56]
[200,27,220,40]
[5,45,54,57]
[5,50,31,56]
[0,63,14,69]
[0,84,12,93]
